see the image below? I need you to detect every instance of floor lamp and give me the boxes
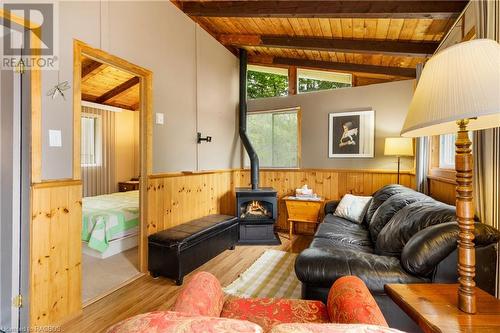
[401,39,500,314]
[384,137,414,184]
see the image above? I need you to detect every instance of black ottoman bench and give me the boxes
[148,214,238,285]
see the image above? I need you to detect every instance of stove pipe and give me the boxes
[239,49,259,190]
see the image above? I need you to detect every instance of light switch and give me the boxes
[49,130,62,147]
[156,113,164,125]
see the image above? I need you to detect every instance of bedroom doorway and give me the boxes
[73,41,152,306]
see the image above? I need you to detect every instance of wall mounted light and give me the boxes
[197,132,212,144]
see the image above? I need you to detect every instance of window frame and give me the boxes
[244,107,302,169]
[297,68,352,94]
[428,135,456,183]
[81,112,102,168]
[246,65,290,100]
[428,132,473,183]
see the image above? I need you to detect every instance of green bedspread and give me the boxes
[82,190,139,253]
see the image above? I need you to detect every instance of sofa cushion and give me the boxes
[310,237,374,254]
[334,194,373,224]
[375,201,456,257]
[221,298,328,333]
[327,276,388,327]
[270,324,405,333]
[106,311,263,333]
[294,246,428,294]
[314,219,373,252]
[364,185,415,225]
[401,222,500,276]
[369,192,433,242]
[173,271,224,317]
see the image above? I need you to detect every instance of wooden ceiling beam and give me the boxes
[180,1,467,19]
[96,76,140,104]
[220,34,438,57]
[82,60,105,79]
[248,55,416,78]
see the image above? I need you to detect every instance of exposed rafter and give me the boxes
[180,1,468,19]
[82,60,105,79]
[96,76,140,104]
[249,55,416,78]
[219,34,438,57]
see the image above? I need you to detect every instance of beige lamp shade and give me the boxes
[384,137,414,156]
[401,39,500,137]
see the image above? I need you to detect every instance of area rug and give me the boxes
[223,249,301,299]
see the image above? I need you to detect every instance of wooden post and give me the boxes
[455,119,476,314]
[288,66,297,95]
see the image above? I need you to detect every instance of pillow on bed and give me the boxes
[334,194,372,224]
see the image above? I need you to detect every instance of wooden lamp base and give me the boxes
[455,119,476,314]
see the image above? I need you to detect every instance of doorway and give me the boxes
[73,41,152,306]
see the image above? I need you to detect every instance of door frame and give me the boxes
[73,40,153,273]
[0,8,38,330]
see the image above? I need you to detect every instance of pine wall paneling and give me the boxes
[30,180,82,326]
[235,169,416,234]
[147,169,415,236]
[428,177,456,205]
[146,170,237,235]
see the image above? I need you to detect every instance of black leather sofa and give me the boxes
[295,184,500,332]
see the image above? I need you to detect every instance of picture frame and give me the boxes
[328,110,375,158]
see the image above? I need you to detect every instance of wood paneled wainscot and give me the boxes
[428,176,456,206]
[235,169,415,233]
[30,180,82,326]
[146,170,237,235]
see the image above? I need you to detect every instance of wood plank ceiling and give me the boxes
[175,0,468,85]
[81,56,140,111]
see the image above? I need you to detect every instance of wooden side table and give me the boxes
[385,284,500,333]
[118,180,140,192]
[284,197,324,242]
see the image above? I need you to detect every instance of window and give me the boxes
[81,113,101,166]
[245,108,300,168]
[439,134,457,169]
[298,68,351,93]
[429,133,473,181]
[247,65,288,99]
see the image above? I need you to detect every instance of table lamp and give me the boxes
[401,39,500,314]
[384,137,414,184]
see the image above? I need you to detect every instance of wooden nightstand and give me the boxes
[385,284,500,333]
[118,180,140,192]
[284,197,324,242]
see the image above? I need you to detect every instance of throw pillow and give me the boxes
[334,194,372,224]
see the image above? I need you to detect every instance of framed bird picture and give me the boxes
[328,110,375,158]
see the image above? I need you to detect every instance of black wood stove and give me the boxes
[236,49,280,245]
[236,187,280,245]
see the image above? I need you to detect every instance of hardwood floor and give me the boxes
[60,233,312,333]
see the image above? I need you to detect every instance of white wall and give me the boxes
[248,80,416,170]
[41,1,240,180]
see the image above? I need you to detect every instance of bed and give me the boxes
[82,190,139,259]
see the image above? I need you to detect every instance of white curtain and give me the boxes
[82,106,116,197]
[473,0,500,297]
[414,62,430,194]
